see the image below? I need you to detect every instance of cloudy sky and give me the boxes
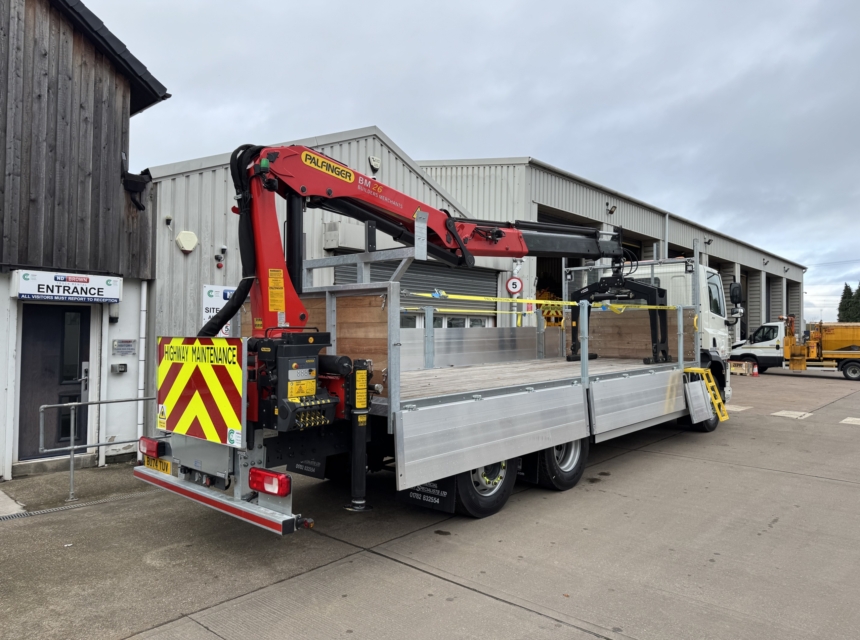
[89,0,859,320]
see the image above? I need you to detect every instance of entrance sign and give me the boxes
[156,337,246,449]
[11,270,122,303]
[202,285,236,338]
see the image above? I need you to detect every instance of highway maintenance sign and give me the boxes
[156,337,246,449]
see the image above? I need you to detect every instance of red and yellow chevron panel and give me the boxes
[156,337,246,449]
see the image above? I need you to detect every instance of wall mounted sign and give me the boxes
[112,339,137,356]
[11,270,122,303]
[202,284,237,338]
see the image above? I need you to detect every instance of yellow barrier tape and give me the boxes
[405,289,579,306]
[406,290,677,312]
[593,303,679,312]
[401,307,524,315]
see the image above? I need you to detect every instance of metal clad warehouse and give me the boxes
[420,156,805,337]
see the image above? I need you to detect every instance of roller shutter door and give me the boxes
[334,261,498,312]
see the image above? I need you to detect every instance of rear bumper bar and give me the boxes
[133,466,296,535]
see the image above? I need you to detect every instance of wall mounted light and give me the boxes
[784,266,790,273]
[763,258,770,266]
[605,202,617,215]
[703,237,714,246]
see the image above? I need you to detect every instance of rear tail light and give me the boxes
[139,437,165,458]
[248,468,291,497]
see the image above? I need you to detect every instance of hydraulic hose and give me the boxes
[198,144,264,337]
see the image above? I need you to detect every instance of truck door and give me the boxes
[746,324,783,367]
[705,271,729,358]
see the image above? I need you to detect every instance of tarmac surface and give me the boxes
[1,369,859,640]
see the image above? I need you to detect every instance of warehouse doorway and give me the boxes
[17,305,91,460]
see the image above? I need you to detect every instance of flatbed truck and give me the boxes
[134,144,740,533]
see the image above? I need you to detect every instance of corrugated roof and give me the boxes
[50,0,170,115]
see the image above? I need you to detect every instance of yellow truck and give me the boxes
[783,317,860,380]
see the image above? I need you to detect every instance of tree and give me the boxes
[838,283,854,322]
[851,282,860,322]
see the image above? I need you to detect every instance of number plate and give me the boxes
[288,380,316,398]
[144,455,171,475]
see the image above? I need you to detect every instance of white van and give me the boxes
[730,322,784,372]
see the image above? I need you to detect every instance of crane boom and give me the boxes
[200,144,625,338]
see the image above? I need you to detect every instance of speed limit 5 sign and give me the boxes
[505,277,523,295]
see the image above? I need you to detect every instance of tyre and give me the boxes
[843,361,860,381]
[758,367,769,374]
[741,355,758,370]
[537,438,590,491]
[455,459,518,518]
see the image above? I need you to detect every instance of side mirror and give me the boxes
[730,307,744,318]
[729,282,743,305]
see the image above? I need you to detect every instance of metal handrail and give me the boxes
[38,396,161,502]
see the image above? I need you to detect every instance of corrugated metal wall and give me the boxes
[787,281,802,323]
[334,261,498,312]
[768,276,785,321]
[530,165,665,239]
[419,162,526,222]
[747,270,763,331]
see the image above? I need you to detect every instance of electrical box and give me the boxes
[110,363,128,374]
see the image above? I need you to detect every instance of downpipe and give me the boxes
[137,281,148,462]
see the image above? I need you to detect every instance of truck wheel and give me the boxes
[741,355,758,370]
[455,459,517,518]
[537,438,590,491]
[843,362,860,381]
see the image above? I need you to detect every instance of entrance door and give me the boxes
[18,305,91,460]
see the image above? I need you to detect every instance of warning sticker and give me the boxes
[156,337,245,448]
[269,286,285,312]
[301,151,355,183]
[355,370,367,409]
[288,380,316,398]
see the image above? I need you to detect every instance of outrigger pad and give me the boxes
[566,353,599,362]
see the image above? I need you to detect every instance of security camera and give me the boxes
[164,214,173,226]
[220,245,228,254]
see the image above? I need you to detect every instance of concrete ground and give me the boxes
[1,371,859,640]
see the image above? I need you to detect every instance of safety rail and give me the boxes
[39,396,162,502]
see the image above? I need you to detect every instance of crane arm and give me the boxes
[200,144,625,338]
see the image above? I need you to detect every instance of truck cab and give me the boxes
[644,262,741,401]
[731,322,785,371]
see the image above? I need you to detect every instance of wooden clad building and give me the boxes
[0,0,168,479]
[0,0,168,278]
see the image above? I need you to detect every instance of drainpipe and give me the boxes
[98,304,110,467]
[136,281,148,462]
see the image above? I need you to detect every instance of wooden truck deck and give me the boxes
[399,357,648,401]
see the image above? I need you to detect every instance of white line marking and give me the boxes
[840,417,860,425]
[725,405,752,412]
[771,410,813,420]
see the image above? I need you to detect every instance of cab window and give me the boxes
[752,325,778,343]
[706,273,725,317]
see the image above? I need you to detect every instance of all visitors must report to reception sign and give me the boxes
[10,270,122,303]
